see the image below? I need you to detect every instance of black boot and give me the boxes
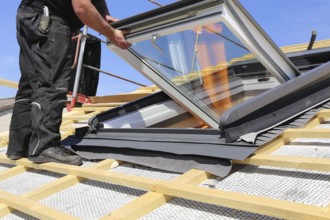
[29,145,83,165]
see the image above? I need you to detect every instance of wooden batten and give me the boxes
[89,92,152,103]
[0,79,18,89]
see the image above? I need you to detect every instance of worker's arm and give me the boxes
[93,0,118,23]
[72,0,130,49]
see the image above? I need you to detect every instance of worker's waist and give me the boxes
[19,0,67,24]
[20,0,51,14]
[18,0,75,32]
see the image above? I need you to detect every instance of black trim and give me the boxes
[121,11,222,42]
[307,30,317,50]
[111,0,223,32]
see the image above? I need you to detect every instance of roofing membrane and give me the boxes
[202,165,330,207]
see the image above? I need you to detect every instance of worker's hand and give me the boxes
[108,29,131,50]
[105,15,119,23]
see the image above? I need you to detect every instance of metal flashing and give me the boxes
[64,100,330,176]
[66,146,232,177]
[64,128,255,160]
[254,101,330,146]
[223,79,330,142]
[63,128,254,176]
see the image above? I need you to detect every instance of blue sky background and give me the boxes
[1,0,329,99]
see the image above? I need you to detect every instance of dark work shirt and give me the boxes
[44,0,82,31]
[44,0,98,32]
[22,0,104,32]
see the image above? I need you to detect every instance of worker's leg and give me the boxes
[27,16,73,157]
[8,4,81,165]
[6,5,39,159]
[27,15,81,165]
[6,50,33,159]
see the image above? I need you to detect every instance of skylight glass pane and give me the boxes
[131,21,280,121]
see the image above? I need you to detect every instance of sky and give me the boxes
[0,0,330,99]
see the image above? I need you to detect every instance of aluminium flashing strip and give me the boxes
[254,101,330,146]
[63,128,253,176]
[67,146,232,177]
[238,95,330,144]
[64,128,255,161]
[221,62,330,142]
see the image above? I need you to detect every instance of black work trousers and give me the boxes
[7,3,72,157]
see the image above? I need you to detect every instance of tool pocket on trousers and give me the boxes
[38,15,51,34]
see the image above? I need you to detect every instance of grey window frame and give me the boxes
[108,0,300,128]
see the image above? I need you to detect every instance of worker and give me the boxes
[6,0,130,165]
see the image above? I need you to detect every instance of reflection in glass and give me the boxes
[131,22,279,122]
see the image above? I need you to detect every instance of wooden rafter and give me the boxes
[0,132,9,147]
[103,169,212,219]
[235,155,330,172]
[0,159,121,218]
[0,154,329,220]
[0,190,80,220]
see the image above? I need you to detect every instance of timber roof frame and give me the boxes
[1,108,330,219]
